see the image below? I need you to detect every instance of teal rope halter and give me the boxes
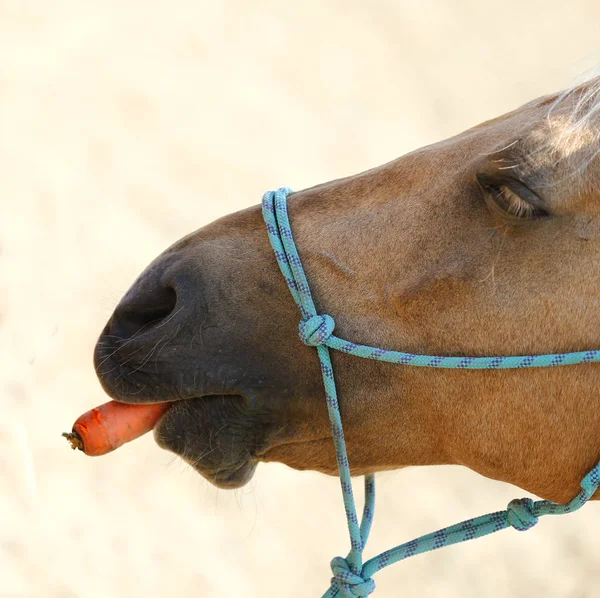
[262,187,600,597]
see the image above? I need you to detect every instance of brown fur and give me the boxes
[95,79,600,503]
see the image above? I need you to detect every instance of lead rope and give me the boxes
[262,187,600,598]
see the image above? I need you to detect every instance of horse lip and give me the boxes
[95,340,261,489]
[94,337,244,405]
[152,394,260,489]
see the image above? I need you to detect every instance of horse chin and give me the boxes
[152,395,261,489]
[187,455,258,489]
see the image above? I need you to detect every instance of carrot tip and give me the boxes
[63,431,84,452]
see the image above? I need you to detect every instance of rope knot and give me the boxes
[330,557,375,598]
[507,498,538,531]
[299,314,335,346]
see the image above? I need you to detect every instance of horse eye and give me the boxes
[485,184,541,219]
[476,173,549,221]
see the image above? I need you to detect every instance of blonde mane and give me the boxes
[546,72,600,172]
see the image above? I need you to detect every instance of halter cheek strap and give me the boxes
[262,187,600,598]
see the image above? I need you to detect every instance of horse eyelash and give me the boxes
[492,186,538,219]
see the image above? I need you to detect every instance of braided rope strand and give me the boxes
[261,187,600,597]
[264,190,368,581]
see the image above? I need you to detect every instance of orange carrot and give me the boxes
[63,400,171,456]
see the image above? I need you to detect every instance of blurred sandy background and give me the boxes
[3,1,600,597]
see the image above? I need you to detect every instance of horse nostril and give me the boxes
[108,285,178,341]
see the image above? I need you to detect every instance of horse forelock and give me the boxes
[543,72,600,174]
